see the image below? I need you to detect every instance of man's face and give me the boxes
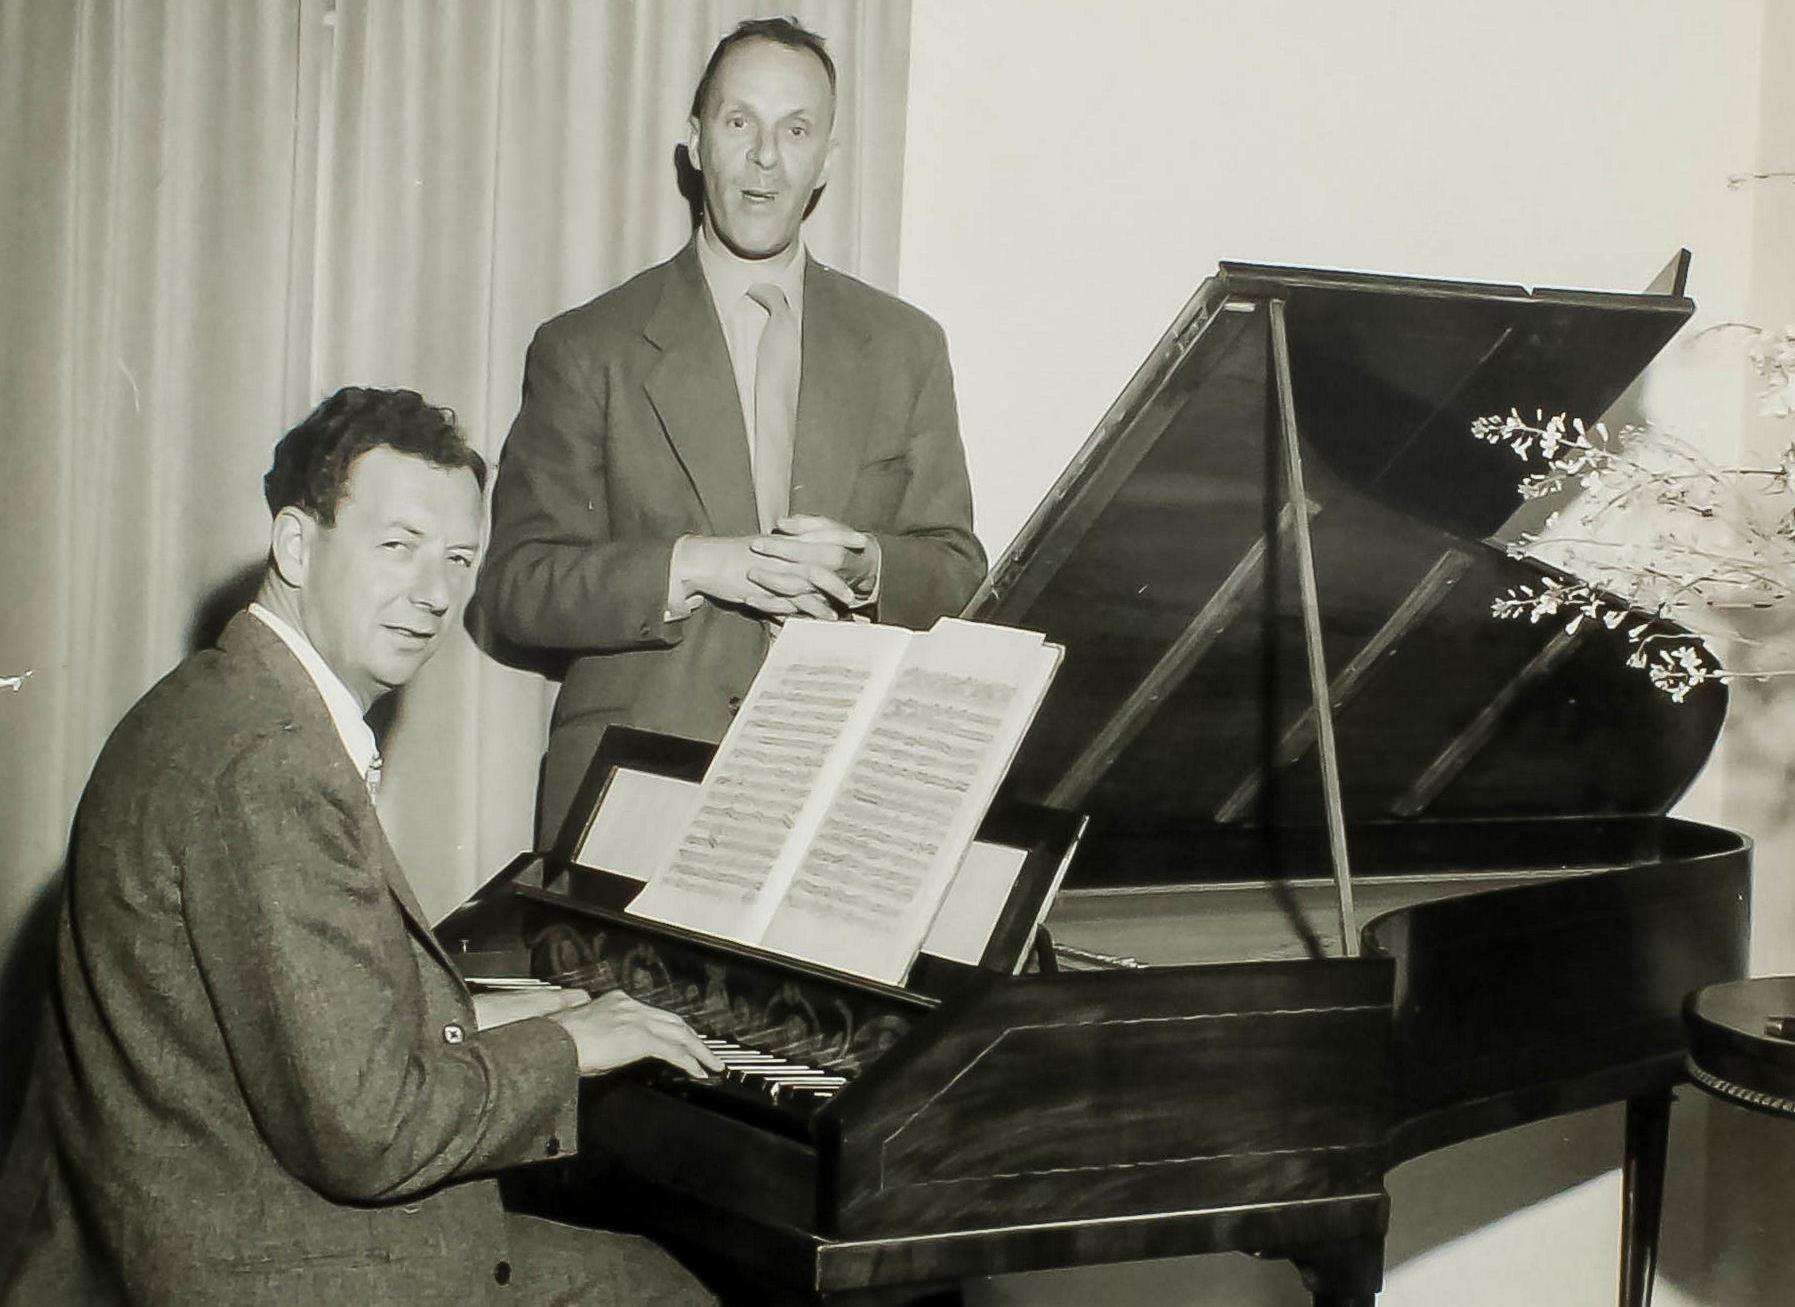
[688,39,835,260]
[292,447,482,709]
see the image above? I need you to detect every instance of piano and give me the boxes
[437,258,1751,1305]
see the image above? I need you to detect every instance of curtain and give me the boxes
[0,0,320,1147]
[0,0,914,1139]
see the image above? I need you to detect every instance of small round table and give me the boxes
[1683,976,1795,1119]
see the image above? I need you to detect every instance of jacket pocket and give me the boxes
[851,455,911,519]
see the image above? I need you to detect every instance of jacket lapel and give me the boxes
[792,259,874,523]
[642,243,761,537]
[222,613,464,984]
[365,819,463,982]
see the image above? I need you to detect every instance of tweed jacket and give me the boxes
[476,241,987,841]
[3,613,580,1304]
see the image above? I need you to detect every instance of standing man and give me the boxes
[3,388,719,1305]
[478,17,986,841]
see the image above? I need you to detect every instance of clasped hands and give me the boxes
[473,986,722,1080]
[672,514,877,621]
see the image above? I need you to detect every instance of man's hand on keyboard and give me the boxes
[547,990,725,1079]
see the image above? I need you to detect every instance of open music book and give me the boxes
[627,617,1063,984]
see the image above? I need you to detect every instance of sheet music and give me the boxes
[574,768,696,875]
[628,621,910,941]
[568,767,1031,965]
[760,620,1061,980]
[919,842,1030,966]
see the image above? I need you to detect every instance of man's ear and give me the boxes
[268,506,316,588]
[685,117,703,171]
[817,134,838,191]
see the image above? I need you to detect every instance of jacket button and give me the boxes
[442,1023,464,1045]
[544,1135,561,1157]
[493,1260,512,1286]
[726,694,742,713]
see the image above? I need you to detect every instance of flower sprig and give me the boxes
[1691,321,1795,418]
[1474,406,1795,700]
[1746,325,1795,418]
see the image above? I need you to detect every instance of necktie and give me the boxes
[747,282,798,533]
[365,750,383,804]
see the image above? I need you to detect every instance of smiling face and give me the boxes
[687,37,835,261]
[276,447,483,710]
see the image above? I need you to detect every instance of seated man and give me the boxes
[2,388,720,1305]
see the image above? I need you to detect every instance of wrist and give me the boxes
[545,1009,599,1075]
[847,536,882,603]
[667,535,708,612]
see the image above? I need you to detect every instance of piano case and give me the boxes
[438,258,1751,1306]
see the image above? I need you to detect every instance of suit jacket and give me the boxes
[477,241,987,841]
[3,613,580,1305]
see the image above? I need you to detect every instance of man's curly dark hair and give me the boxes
[263,387,487,527]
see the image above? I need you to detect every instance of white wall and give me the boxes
[898,2,1789,1304]
[900,0,1764,561]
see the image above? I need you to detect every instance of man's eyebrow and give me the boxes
[380,519,479,549]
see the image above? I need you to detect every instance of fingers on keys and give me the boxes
[593,991,723,1077]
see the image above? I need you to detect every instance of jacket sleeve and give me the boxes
[183,736,580,1204]
[867,322,988,628]
[476,323,693,653]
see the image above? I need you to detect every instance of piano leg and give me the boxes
[1289,1236,1383,1306]
[1618,1090,1672,1307]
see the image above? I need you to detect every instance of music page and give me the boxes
[627,620,911,941]
[574,768,700,879]
[911,842,1029,967]
[758,619,1062,982]
[575,767,1037,966]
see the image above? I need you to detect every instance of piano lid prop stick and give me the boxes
[1268,298,1360,958]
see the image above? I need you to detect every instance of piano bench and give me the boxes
[1684,977,1795,1120]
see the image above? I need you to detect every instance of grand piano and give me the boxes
[438,259,1751,1305]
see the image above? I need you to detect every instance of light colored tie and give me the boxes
[365,750,383,804]
[747,282,798,533]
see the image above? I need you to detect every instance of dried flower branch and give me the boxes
[1725,169,1795,191]
[1474,326,1795,700]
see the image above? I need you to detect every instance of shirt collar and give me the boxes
[695,229,807,320]
[248,603,378,781]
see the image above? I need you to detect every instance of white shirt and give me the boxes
[695,232,807,462]
[248,603,378,786]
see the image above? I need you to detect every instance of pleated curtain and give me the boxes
[0,0,914,1142]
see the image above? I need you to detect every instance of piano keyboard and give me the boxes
[701,1037,849,1105]
[491,949,886,1131]
[604,972,865,1121]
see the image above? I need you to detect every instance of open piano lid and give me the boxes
[968,260,1723,869]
